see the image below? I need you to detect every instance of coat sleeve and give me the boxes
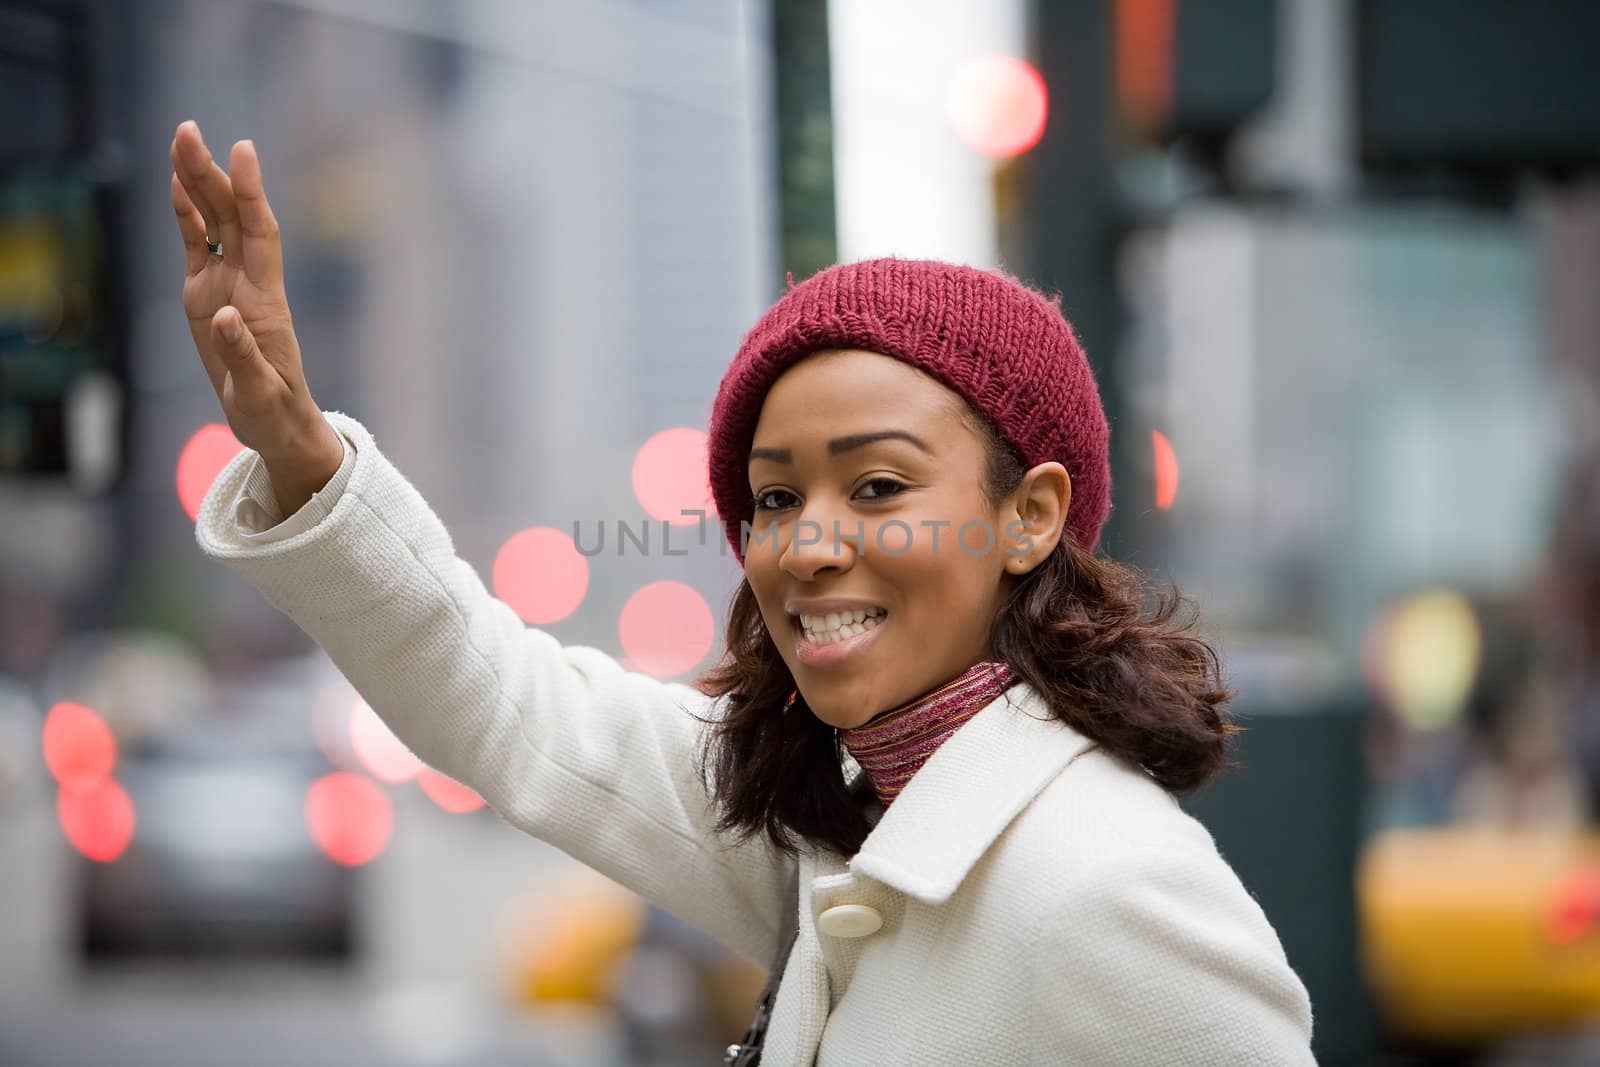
[193,409,793,968]
[1030,842,1317,1065]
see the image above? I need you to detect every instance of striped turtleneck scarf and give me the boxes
[839,660,1017,808]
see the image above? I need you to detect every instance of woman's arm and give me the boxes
[1029,842,1316,1065]
[170,117,789,968]
[194,411,792,968]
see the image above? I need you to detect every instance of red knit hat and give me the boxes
[707,256,1112,565]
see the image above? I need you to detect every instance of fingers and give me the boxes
[171,172,212,276]
[228,139,284,288]
[170,120,243,271]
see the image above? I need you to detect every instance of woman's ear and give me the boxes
[1003,463,1071,574]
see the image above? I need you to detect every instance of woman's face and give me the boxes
[743,349,1059,729]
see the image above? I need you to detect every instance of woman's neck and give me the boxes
[839,660,1017,807]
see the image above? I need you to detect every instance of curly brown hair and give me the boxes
[693,402,1240,859]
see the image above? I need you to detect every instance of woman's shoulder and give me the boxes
[1003,741,1227,882]
[1013,752,1316,1060]
[979,717,1315,1056]
[997,744,1305,984]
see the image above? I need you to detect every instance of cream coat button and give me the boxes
[816,904,883,938]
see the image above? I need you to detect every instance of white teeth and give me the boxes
[798,608,887,643]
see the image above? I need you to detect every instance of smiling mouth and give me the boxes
[794,608,888,645]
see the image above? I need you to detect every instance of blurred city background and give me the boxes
[3,0,1599,1064]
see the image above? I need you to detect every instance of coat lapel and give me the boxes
[846,682,1098,904]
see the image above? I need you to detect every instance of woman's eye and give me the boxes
[752,480,904,510]
[752,489,797,511]
[856,477,905,500]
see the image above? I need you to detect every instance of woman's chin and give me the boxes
[804,696,883,731]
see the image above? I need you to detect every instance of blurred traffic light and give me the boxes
[1114,0,1277,145]
[0,1,128,490]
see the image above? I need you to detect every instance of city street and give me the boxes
[0,781,663,1067]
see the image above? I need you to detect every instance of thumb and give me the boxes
[210,306,277,392]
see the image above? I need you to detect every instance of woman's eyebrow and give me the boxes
[749,430,934,465]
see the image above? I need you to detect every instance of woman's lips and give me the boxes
[793,615,886,668]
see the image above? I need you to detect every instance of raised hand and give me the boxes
[170,119,343,514]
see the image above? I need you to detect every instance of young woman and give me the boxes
[173,119,1315,1065]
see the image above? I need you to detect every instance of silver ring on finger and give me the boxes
[205,237,222,257]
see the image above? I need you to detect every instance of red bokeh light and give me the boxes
[1548,868,1600,946]
[619,581,714,678]
[177,423,246,522]
[58,778,136,863]
[1152,429,1180,510]
[42,701,116,788]
[492,527,590,625]
[349,697,424,784]
[417,768,486,814]
[945,55,1049,158]
[632,428,716,526]
[305,772,393,867]
[1116,0,1175,134]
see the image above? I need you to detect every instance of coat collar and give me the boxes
[843,681,1098,905]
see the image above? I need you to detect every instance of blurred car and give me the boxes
[1361,825,1600,1047]
[498,867,768,1060]
[75,683,356,959]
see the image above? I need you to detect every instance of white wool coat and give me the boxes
[195,411,1317,1065]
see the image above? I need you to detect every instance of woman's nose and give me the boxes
[779,512,862,580]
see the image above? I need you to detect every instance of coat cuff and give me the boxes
[229,418,358,542]
[193,409,414,623]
